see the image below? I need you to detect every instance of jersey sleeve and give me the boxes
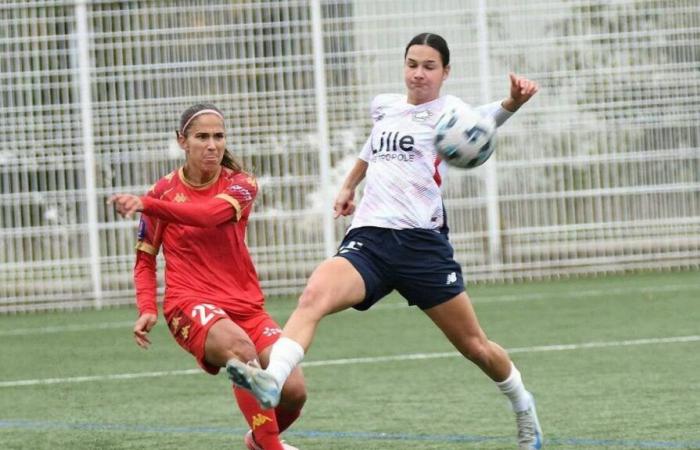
[140,196,235,227]
[444,95,513,128]
[133,250,158,315]
[135,182,166,256]
[358,135,373,161]
[214,173,258,222]
[369,93,401,121]
[133,179,168,315]
[139,172,258,227]
[359,94,401,161]
[475,100,514,127]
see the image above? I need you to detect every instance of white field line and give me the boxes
[1,335,698,388]
[301,335,700,366]
[0,369,202,387]
[0,321,134,337]
[359,281,700,311]
[2,281,697,337]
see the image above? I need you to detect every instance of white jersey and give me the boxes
[349,94,513,232]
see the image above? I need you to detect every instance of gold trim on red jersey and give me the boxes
[214,193,242,221]
[178,166,221,190]
[135,241,158,255]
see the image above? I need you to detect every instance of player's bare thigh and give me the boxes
[299,256,366,315]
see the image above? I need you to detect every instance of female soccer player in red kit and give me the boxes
[110,104,304,450]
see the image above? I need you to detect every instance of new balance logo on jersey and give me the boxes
[446,272,457,285]
[338,240,364,254]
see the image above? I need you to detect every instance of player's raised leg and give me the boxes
[228,256,366,408]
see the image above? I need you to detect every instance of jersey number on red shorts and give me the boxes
[192,303,225,326]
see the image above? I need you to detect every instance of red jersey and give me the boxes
[134,167,264,317]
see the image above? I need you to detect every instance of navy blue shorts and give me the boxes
[336,226,465,311]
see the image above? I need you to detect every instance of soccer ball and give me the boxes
[434,105,497,169]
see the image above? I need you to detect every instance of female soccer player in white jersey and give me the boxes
[228,32,542,449]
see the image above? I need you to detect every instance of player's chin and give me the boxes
[202,159,222,169]
[409,85,435,99]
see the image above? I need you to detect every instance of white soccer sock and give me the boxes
[495,363,532,413]
[266,337,305,388]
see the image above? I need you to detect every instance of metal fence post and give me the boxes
[311,0,335,258]
[477,0,503,272]
[75,0,103,308]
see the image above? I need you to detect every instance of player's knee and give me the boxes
[459,337,490,364]
[226,335,258,362]
[297,284,332,316]
[206,325,257,366]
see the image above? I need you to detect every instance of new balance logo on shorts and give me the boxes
[339,240,364,254]
[446,272,457,285]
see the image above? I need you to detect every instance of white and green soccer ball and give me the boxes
[434,105,497,169]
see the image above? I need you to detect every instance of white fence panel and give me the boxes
[1,0,698,312]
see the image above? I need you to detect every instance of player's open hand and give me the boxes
[133,313,157,349]
[109,194,144,218]
[504,73,539,111]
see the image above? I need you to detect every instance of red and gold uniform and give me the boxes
[134,167,282,374]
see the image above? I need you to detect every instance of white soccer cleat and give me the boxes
[515,393,543,449]
[244,430,299,450]
[226,359,281,409]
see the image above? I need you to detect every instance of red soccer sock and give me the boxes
[233,386,284,450]
[275,405,301,433]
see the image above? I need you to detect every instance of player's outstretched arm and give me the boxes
[109,194,236,227]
